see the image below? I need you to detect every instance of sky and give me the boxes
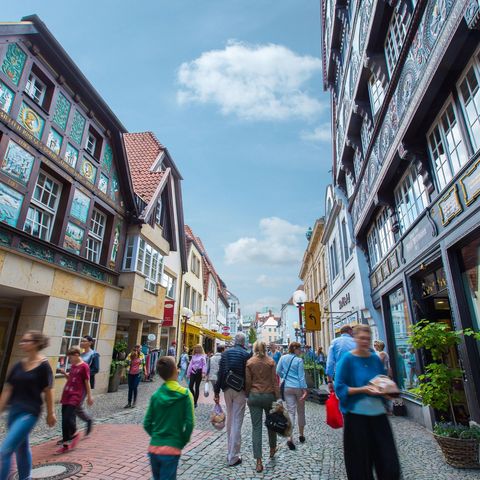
[3,1,333,315]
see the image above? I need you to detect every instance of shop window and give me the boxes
[384,8,410,77]
[137,238,164,293]
[387,287,418,390]
[86,208,106,263]
[458,238,480,334]
[427,100,468,191]
[23,171,62,241]
[394,166,429,233]
[368,74,385,116]
[58,302,100,370]
[457,54,480,152]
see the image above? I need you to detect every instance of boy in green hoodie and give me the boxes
[144,356,194,480]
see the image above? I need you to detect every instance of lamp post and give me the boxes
[181,307,193,351]
[292,289,307,347]
[293,322,300,342]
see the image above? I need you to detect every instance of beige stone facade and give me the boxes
[299,219,331,352]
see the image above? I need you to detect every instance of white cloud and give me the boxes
[300,123,331,142]
[243,296,283,315]
[177,40,323,121]
[225,217,305,266]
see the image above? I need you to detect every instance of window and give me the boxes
[24,172,61,241]
[341,219,352,262]
[86,133,96,156]
[123,236,136,270]
[329,239,339,280]
[376,209,394,257]
[388,287,418,390]
[183,283,191,308]
[394,167,428,233]
[155,200,162,226]
[346,172,355,198]
[230,302,237,314]
[368,75,385,115]
[427,101,468,191]
[162,272,176,299]
[191,288,197,312]
[58,302,100,370]
[191,254,201,277]
[458,57,480,152]
[86,209,106,263]
[137,238,164,293]
[209,279,217,301]
[25,73,46,105]
[367,225,381,267]
[384,9,409,76]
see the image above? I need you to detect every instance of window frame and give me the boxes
[25,72,47,106]
[341,219,352,262]
[384,8,410,77]
[135,238,164,294]
[85,208,106,263]
[368,74,386,116]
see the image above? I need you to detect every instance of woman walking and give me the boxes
[374,340,392,377]
[335,325,400,480]
[276,341,307,450]
[80,336,99,389]
[246,341,280,473]
[124,344,146,408]
[316,346,326,383]
[207,344,224,392]
[187,344,206,408]
[0,331,56,480]
[178,346,189,384]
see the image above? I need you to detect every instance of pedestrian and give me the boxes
[335,324,400,480]
[207,344,224,392]
[0,331,56,480]
[246,341,280,473]
[325,325,356,391]
[178,346,189,384]
[57,345,94,453]
[124,344,146,409]
[80,336,100,388]
[304,345,315,362]
[374,340,392,377]
[144,356,194,480]
[187,344,206,408]
[167,341,177,357]
[277,341,307,450]
[214,332,251,467]
[268,343,281,365]
[316,346,326,383]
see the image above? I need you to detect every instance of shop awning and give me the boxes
[183,322,203,336]
[199,327,232,342]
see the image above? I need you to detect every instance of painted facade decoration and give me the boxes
[1,43,26,86]
[110,221,121,263]
[0,81,14,113]
[17,102,45,139]
[99,173,108,194]
[1,141,34,185]
[80,157,97,184]
[69,109,86,145]
[47,128,63,155]
[70,189,91,223]
[109,169,119,202]
[0,182,23,227]
[64,143,78,168]
[102,143,113,172]
[64,221,85,254]
[52,92,71,130]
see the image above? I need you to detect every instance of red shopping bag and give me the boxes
[325,392,343,429]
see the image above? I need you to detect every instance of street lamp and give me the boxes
[181,307,193,351]
[292,289,307,347]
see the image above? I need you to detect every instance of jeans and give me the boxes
[248,392,277,459]
[128,373,141,404]
[149,453,180,480]
[62,405,77,443]
[0,408,38,480]
[178,368,187,384]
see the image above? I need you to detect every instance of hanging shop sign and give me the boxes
[162,300,175,327]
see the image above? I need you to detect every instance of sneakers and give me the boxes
[287,440,296,450]
[131,402,136,408]
[299,435,306,443]
[55,445,69,455]
[69,434,81,450]
[124,403,131,409]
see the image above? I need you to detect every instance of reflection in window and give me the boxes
[388,287,418,390]
[459,238,480,335]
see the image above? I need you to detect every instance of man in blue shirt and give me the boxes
[326,325,356,392]
[303,345,316,363]
[268,344,281,365]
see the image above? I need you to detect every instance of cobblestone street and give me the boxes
[2,379,479,479]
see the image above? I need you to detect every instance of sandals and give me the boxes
[269,447,278,458]
[256,460,263,473]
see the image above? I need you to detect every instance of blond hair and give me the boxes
[253,341,267,358]
[193,344,204,355]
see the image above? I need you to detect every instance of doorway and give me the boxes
[0,304,18,386]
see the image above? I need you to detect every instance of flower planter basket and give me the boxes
[433,433,480,469]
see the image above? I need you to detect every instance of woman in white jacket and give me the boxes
[207,344,225,391]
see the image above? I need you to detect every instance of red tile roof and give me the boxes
[123,132,165,204]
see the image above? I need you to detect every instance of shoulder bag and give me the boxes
[280,355,296,401]
[224,352,245,392]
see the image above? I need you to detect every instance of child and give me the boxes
[57,346,94,453]
[144,356,194,480]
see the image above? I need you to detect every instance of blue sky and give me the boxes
[4,1,332,314]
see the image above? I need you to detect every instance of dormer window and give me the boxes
[25,73,46,105]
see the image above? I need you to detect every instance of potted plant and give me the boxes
[108,359,126,393]
[409,320,480,469]
[113,340,127,360]
[303,359,324,389]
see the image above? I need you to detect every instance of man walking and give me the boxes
[167,341,176,357]
[325,325,355,391]
[214,332,251,467]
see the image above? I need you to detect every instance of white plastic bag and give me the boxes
[204,381,210,397]
[210,403,225,430]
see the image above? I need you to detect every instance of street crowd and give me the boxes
[0,325,401,480]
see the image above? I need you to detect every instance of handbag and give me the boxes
[265,410,289,435]
[225,370,244,392]
[280,356,296,401]
[325,392,343,429]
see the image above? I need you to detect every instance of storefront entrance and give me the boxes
[0,303,18,386]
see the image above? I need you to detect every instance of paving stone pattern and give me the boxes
[1,379,479,479]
